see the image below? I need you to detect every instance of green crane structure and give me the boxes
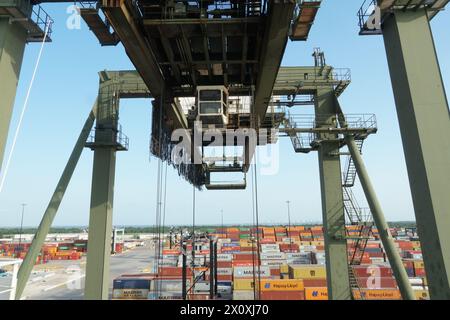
[0,0,449,301]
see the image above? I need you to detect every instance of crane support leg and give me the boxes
[315,88,351,300]
[0,18,27,173]
[85,81,120,300]
[346,135,415,300]
[382,9,450,300]
[14,105,97,300]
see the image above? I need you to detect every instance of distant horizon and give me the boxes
[0,221,417,229]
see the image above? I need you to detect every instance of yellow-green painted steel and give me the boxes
[315,87,352,300]
[0,18,27,174]
[14,105,97,300]
[345,134,416,300]
[382,9,450,299]
[84,73,122,300]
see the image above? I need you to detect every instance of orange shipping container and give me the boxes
[305,287,328,300]
[260,279,304,292]
[352,289,402,300]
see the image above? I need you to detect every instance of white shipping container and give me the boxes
[148,292,183,300]
[113,289,149,299]
[193,282,211,292]
[314,252,326,259]
[217,268,233,275]
[217,285,232,294]
[260,252,285,260]
[152,280,188,292]
[300,245,317,252]
[233,266,271,278]
[261,260,286,267]
[217,254,233,261]
[286,253,311,260]
[232,290,255,300]
[287,258,311,265]
[260,244,280,252]
[158,260,178,267]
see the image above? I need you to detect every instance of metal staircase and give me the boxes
[341,137,374,299]
[343,139,363,187]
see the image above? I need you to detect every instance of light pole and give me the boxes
[18,203,26,255]
[221,209,225,238]
[286,201,292,251]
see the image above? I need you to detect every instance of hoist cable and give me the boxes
[253,155,262,300]
[0,20,51,193]
[251,163,257,300]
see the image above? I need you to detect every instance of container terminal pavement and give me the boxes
[0,0,450,301]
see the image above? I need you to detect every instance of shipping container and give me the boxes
[304,287,328,300]
[289,265,326,279]
[352,289,402,300]
[260,279,304,292]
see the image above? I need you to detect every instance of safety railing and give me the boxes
[86,124,129,151]
[285,113,376,130]
[135,0,266,20]
[77,1,98,9]
[30,4,54,39]
[357,0,383,35]
[331,68,352,82]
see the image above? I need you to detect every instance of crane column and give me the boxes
[0,17,27,173]
[381,8,450,299]
[315,87,352,300]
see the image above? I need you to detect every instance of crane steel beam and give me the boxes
[101,0,187,130]
[315,88,352,300]
[84,74,121,300]
[345,134,416,300]
[0,17,27,175]
[381,9,450,299]
[253,0,295,125]
[101,0,164,97]
[14,105,97,300]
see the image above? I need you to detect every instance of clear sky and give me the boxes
[0,1,449,228]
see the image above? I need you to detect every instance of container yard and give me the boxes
[0,0,449,304]
[110,225,430,301]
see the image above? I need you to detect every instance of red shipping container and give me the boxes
[217,275,232,281]
[159,267,193,277]
[260,239,276,244]
[233,261,257,267]
[414,268,426,277]
[217,261,232,268]
[357,277,398,289]
[260,291,305,300]
[368,252,385,258]
[270,268,281,277]
[353,266,393,278]
[234,254,257,261]
[303,279,327,288]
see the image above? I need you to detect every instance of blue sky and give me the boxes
[0,1,449,227]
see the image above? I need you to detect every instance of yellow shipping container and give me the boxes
[239,241,252,248]
[411,241,421,248]
[280,264,289,274]
[352,289,401,300]
[305,287,328,300]
[414,289,430,300]
[289,265,326,279]
[233,279,256,291]
[260,279,304,292]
